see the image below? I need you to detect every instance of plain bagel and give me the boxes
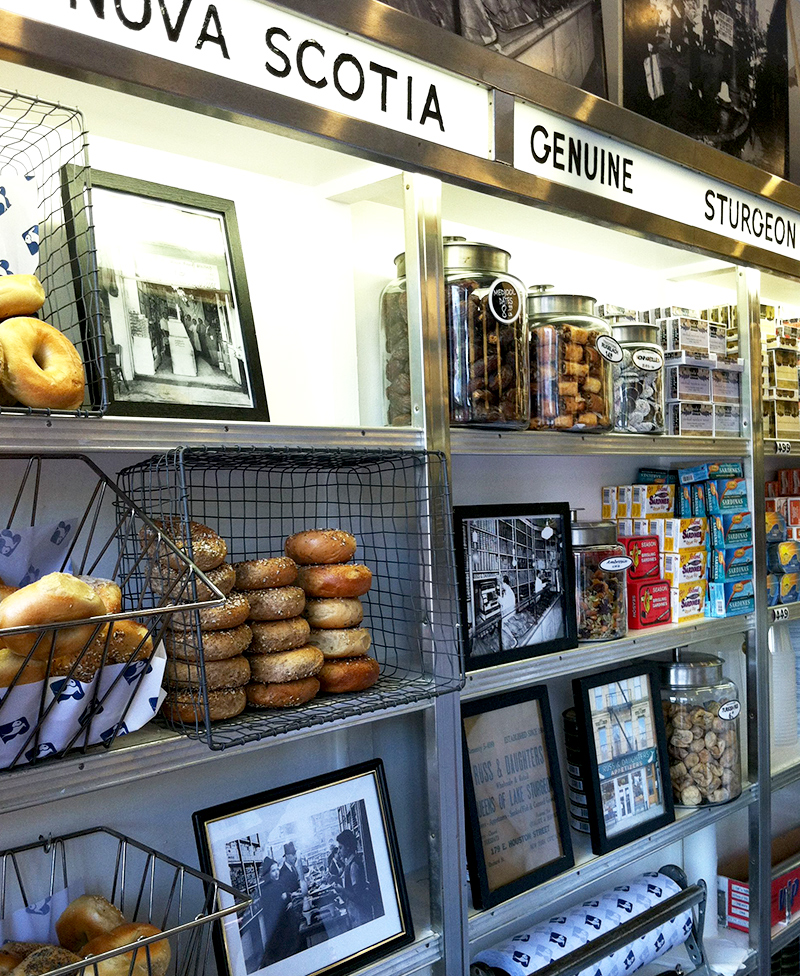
[285,529,357,565]
[166,654,250,690]
[296,563,372,599]
[307,627,371,659]
[0,317,85,410]
[248,645,323,683]
[303,597,363,630]
[56,894,126,952]
[0,274,45,318]
[246,675,320,708]
[318,655,380,693]
[80,923,171,976]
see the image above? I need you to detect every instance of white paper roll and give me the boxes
[683,824,718,940]
[770,623,799,748]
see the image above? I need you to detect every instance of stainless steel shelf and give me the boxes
[772,917,800,955]
[769,603,800,624]
[467,784,757,952]
[450,429,750,457]
[765,438,800,458]
[0,417,426,453]
[771,758,800,792]
[0,694,436,814]
[462,614,753,700]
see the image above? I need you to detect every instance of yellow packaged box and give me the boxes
[601,486,617,520]
[662,548,708,586]
[631,483,675,518]
[670,580,707,622]
[663,517,709,552]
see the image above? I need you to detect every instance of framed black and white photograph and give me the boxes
[382,0,608,98]
[462,685,574,909]
[78,169,268,421]
[573,663,675,855]
[193,760,414,976]
[454,502,577,671]
[623,0,788,176]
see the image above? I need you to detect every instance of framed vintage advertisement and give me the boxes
[72,168,268,421]
[573,663,675,855]
[454,503,577,671]
[193,759,414,976]
[462,685,574,909]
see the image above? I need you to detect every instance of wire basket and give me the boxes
[0,827,250,976]
[0,89,107,414]
[0,454,224,770]
[116,446,463,749]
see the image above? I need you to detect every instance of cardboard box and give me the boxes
[675,484,693,518]
[767,573,781,607]
[660,316,709,357]
[706,578,755,617]
[678,461,744,485]
[636,468,677,484]
[616,485,633,519]
[710,511,753,548]
[618,535,660,580]
[670,580,707,622]
[662,548,708,586]
[602,486,617,520]
[663,517,708,552]
[628,578,671,629]
[779,469,800,497]
[766,480,780,498]
[719,827,800,931]
[691,482,707,516]
[780,573,800,604]
[766,498,789,520]
[712,367,742,404]
[709,545,754,581]
[616,519,634,538]
[768,541,800,575]
[704,478,749,515]
[669,401,713,437]
[631,483,675,518]
[714,404,741,437]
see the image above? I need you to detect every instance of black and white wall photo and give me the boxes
[623,0,788,175]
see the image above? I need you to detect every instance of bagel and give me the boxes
[80,923,171,976]
[0,274,45,318]
[75,576,123,614]
[161,686,246,723]
[246,585,305,621]
[248,645,324,683]
[57,894,126,952]
[249,617,310,654]
[166,654,250,690]
[307,627,371,658]
[169,591,251,632]
[0,572,107,659]
[318,655,380,693]
[166,622,252,662]
[296,564,372,599]
[0,647,46,687]
[303,597,363,630]
[141,518,228,572]
[285,529,357,565]
[246,676,320,708]
[149,561,235,600]
[0,946,51,976]
[234,557,297,590]
[9,947,82,976]
[0,317,84,410]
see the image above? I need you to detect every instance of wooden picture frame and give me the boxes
[573,663,675,855]
[462,685,574,909]
[67,168,268,421]
[454,502,577,671]
[193,759,413,976]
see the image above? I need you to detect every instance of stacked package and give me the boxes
[765,469,800,605]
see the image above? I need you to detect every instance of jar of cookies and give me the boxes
[611,322,665,434]
[379,252,412,427]
[444,241,529,428]
[659,651,741,807]
[528,290,620,432]
[572,519,630,641]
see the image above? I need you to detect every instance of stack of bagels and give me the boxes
[160,520,252,723]
[0,894,170,976]
[290,529,380,694]
[0,274,85,410]
[0,572,151,690]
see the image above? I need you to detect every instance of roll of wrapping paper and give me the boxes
[472,871,693,976]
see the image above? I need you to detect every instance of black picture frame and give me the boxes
[572,663,675,855]
[193,759,414,976]
[454,503,577,671]
[70,168,268,421]
[462,685,574,909]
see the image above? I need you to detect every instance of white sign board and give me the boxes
[515,99,800,262]
[1,0,491,158]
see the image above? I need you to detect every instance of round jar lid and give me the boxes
[393,236,467,277]
[443,241,510,274]
[571,519,618,547]
[612,322,660,344]
[527,292,597,318]
[659,652,724,687]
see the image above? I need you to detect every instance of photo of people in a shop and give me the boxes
[91,185,256,409]
[588,677,665,836]
[225,799,384,974]
[463,514,567,661]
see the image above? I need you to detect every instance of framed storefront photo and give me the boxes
[462,685,574,909]
[573,663,675,855]
[69,168,268,421]
[193,759,413,976]
[454,503,577,671]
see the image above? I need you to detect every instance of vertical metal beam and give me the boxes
[738,266,771,968]
[491,89,515,167]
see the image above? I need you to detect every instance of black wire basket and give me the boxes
[117,446,463,749]
[0,89,107,414]
[0,827,250,976]
[0,454,224,770]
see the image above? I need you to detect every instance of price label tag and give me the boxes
[775,441,793,455]
[773,606,790,621]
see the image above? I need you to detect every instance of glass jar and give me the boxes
[572,519,630,641]
[658,651,742,807]
[528,290,620,432]
[379,254,411,427]
[611,322,665,434]
[444,241,529,428]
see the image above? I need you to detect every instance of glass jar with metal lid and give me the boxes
[444,240,529,428]
[658,650,741,806]
[572,518,630,641]
[611,322,665,434]
[379,251,412,427]
[527,289,621,433]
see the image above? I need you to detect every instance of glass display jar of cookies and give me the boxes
[528,289,620,432]
[379,253,412,427]
[444,241,529,428]
[659,651,741,807]
[572,519,630,641]
[611,322,665,434]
